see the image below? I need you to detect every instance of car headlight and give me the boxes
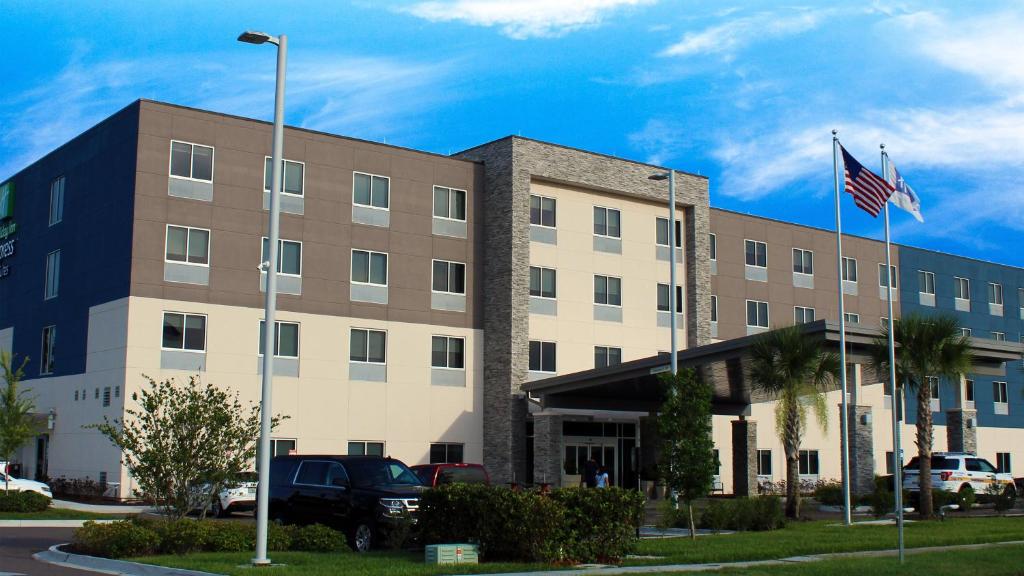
[379,498,404,515]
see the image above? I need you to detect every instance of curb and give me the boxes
[34,544,222,576]
[0,519,119,528]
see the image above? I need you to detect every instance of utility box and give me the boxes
[424,543,479,565]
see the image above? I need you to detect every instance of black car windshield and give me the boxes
[345,459,423,488]
[906,456,958,470]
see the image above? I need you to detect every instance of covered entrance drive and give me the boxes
[523,320,1023,495]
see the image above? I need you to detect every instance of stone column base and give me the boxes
[731,418,757,497]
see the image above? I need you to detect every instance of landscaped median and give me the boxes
[0,490,125,523]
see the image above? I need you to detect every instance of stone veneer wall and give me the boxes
[946,409,978,454]
[847,405,875,496]
[458,137,711,484]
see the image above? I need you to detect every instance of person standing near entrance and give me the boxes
[596,466,611,488]
[581,457,598,488]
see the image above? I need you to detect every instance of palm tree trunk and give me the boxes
[784,402,801,519]
[688,502,696,541]
[916,384,934,518]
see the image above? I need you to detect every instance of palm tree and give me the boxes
[869,313,972,518]
[749,325,840,519]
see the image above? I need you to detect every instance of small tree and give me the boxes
[658,368,716,539]
[92,375,287,519]
[0,351,36,491]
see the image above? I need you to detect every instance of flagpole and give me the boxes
[833,130,852,526]
[881,145,905,562]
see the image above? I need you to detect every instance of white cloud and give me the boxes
[661,9,830,59]
[627,119,690,166]
[402,0,655,39]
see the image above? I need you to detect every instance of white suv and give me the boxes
[0,466,54,497]
[903,452,1015,498]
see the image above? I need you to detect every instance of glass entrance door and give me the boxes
[562,440,616,487]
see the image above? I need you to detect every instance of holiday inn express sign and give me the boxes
[0,181,16,280]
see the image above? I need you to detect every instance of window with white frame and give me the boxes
[1019,288,1024,314]
[264,157,304,196]
[432,260,466,294]
[594,275,621,306]
[166,225,210,265]
[960,327,972,338]
[994,381,1008,405]
[353,171,389,209]
[711,295,718,322]
[929,376,940,400]
[746,300,769,328]
[657,283,683,313]
[841,257,858,282]
[793,248,813,275]
[919,270,935,294]
[529,267,556,298]
[350,328,386,364]
[594,346,622,368]
[271,438,296,457]
[955,277,970,300]
[655,217,682,247]
[49,176,65,226]
[529,340,556,373]
[798,450,819,475]
[745,240,767,267]
[259,321,299,358]
[988,282,1003,305]
[433,185,466,221]
[103,387,111,407]
[794,306,815,324]
[757,449,772,476]
[593,207,621,238]
[430,443,464,464]
[530,195,556,227]
[261,238,301,275]
[996,452,1012,474]
[965,379,975,402]
[844,312,860,324]
[170,141,214,182]
[348,441,385,456]
[709,233,717,261]
[162,312,206,352]
[351,250,388,285]
[44,250,60,300]
[879,264,897,288]
[40,325,56,375]
[993,331,1006,341]
[431,336,465,369]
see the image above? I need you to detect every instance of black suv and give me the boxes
[268,455,424,551]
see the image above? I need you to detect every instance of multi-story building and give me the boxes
[0,100,1020,497]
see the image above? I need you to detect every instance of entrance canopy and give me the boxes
[522,320,1023,415]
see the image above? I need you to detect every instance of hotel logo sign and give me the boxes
[0,181,15,280]
[0,181,12,221]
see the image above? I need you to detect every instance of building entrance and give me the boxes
[559,421,637,488]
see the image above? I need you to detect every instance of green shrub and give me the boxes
[700,500,731,533]
[813,481,844,506]
[73,520,160,558]
[268,522,294,551]
[953,486,975,511]
[204,522,255,552]
[549,487,646,563]
[871,487,895,518]
[993,489,1016,512]
[153,519,211,554]
[751,496,785,530]
[699,497,784,532]
[0,490,51,512]
[290,524,348,552]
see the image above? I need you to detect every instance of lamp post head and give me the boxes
[238,30,278,45]
[648,172,670,181]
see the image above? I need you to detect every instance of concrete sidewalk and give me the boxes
[51,499,156,514]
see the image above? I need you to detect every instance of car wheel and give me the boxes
[1004,484,1016,499]
[349,522,373,553]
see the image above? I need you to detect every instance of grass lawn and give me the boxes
[0,508,126,520]
[131,516,1024,576]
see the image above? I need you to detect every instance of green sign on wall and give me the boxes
[0,181,13,221]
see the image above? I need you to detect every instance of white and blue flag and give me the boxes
[886,162,924,222]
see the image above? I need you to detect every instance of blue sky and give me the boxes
[2,1,1022,266]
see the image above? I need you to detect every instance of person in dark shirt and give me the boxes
[581,458,599,488]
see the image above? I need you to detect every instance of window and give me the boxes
[960,327,972,338]
[745,240,767,267]
[49,176,65,226]
[841,257,858,282]
[170,141,214,181]
[594,275,622,306]
[996,452,1012,474]
[530,195,556,227]
[798,450,819,475]
[44,250,60,300]
[965,379,975,402]
[988,283,1003,305]
[351,250,388,285]
[955,277,970,300]
[350,329,386,364]
[1020,288,1024,314]
[886,451,895,475]
[711,295,718,322]
[432,260,466,294]
[657,284,683,313]
[594,346,622,368]
[994,381,1008,404]
[655,217,681,247]
[74,390,79,401]
[918,270,935,294]
[593,207,621,238]
[709,233,717,261]
[264,157,304,196]
[433,186,466,221]
[713,449,721,476]
[348,441,385,457]
[162,312,206,351]
[528,340,556,373]
[793,249,813,275]
[431,336,465,369]
[166,226,210,266]
[102,387,111,408]
[261,238,302,275]
[271,439,296,457]
[929,376,940,400]
[353,171,389,209]
[879,264,897,288]
[430,443,464,464]
[259,321,299,358]
[746,300,769,328]
[40,326,56,375]
[844,313,860,324]
[757,450,772,476]
[794,306,815,324]
[115,386,120,398]
[529,267,556,298]
[993,331,1006,341]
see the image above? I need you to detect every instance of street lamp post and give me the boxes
[238,29,287,567]
[649,170,678,375]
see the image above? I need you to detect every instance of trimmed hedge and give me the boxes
[72,519,346,558]
[0,490,51,512]
[699,496,785,532]
[418,484,645,563]
[813,481,843,506]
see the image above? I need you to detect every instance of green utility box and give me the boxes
[424,543,479,565]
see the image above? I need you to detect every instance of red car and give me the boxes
[411,463,489,487]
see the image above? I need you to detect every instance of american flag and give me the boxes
[840,145,894,217]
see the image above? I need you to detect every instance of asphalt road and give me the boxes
[0,528,94,576]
